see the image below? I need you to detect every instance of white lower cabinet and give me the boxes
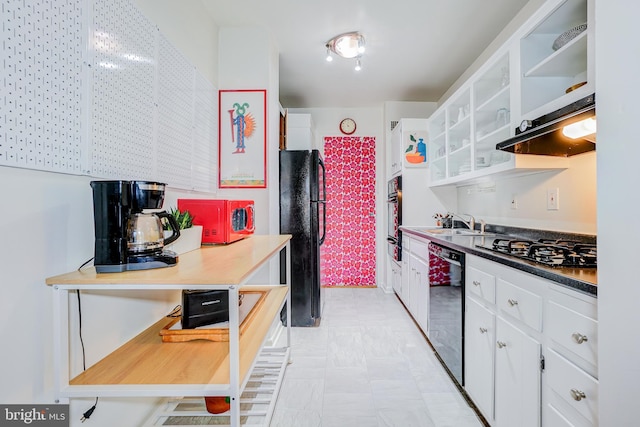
[464,254,598,427]
[495,316,541,427]
[391,261,402,295]
[411,252,429,331]
[400,235,410,305]
[544,287,598,426]
[465,297,496,422]
[396,234,430,334]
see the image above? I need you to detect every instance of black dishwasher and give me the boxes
[427,242,465,387]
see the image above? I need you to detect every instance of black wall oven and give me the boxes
[386,176,402,263]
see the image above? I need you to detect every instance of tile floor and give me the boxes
[270,287,485,427]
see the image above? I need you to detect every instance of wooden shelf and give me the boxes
[69,286,287,387]
[46,235,291,288]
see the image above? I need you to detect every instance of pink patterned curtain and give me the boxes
[321,136,376,287]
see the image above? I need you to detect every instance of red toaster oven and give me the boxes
[177,199,255,244]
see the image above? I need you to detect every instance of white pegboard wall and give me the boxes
[2,0,219,192]
[88,0,157,180]
[192,72,217,193]
[156,34,194,190]
[1,0,86,174]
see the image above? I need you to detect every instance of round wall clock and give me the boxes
[339,118,357,135]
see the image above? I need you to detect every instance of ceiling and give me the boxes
[201,0,531,108]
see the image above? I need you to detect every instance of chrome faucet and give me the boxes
[448,212,476,231]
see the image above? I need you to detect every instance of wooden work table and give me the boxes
[46,235,292,425]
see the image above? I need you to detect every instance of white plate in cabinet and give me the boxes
[547,300,598,367]
[466,265,496,304]
[496,278,543,332]
[546,349,598,425]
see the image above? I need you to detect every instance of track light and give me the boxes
[325,47,333,62]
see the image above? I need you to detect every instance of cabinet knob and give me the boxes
[479,327,488,334]
[496,341,507,349]
[507,299,518,307]
[473,280,481,286]
[570,389,586,401]
[572,333,588,344]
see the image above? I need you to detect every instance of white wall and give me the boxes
[457,151,597,234]
[0,2,220,425]
[596,0,640,424]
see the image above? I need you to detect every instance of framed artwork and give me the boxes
[403,130,428,168]
[218,89,267,188]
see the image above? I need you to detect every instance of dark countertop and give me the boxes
[400,225,597,297]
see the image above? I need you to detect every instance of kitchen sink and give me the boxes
[410,227,495,237]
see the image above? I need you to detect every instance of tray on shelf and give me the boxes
[160,290,267,343]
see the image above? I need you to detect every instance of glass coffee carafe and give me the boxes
[127,211,180,255]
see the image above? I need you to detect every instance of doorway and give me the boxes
[321,136,376,287]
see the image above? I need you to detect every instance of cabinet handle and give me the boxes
[479,327,488,334]
[507,299,518,307]
[572,333,588,344]
[473,280,481,286]
[570,389,586,401]
[496,341,507,348]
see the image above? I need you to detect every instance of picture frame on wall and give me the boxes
[403,130,428,168]
[218,89,267,188]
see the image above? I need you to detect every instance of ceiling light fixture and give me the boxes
[325,31,365,69]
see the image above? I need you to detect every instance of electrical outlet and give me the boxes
[547,188,560,210]
[511,194,518,210]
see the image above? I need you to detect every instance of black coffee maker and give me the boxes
[90,180,181,273]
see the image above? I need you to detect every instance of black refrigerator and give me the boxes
[279,149,326,326]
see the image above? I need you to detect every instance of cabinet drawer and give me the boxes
[466,265,496,303]
[547,300,598,367]
[497,279,542,331]
[546,349,598,424]
[410,238,429,262]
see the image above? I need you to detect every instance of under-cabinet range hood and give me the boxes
[496,93,595,157]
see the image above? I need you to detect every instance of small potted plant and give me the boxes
[163,208,203,254]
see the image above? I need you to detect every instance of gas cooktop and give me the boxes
[476,238,597,268]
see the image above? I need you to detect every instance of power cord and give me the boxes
[81,397,98,422]
[76,257,98,422]
[166,305,182,318]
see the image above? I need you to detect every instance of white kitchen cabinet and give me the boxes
[391,261,402,295]
[390,121,402,177]
[396,233,430,334]
[408,252,419,317]
[519,0,594,119]
[389,118,429,178]
[400,234,411,306]
[543,287,598,426]
[285,113,316,150]
[409,252,429,331]
[495,316,542,427]
[464,253,598,427]
[428,0,594,187]
[465,297,496,423]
